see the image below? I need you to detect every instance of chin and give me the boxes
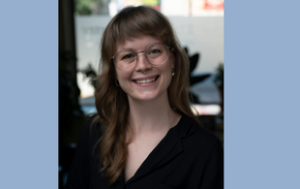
[129,94,158,102]
[128,89,168,102]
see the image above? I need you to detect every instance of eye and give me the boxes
[121,53,135,60]
[149,49,161,55]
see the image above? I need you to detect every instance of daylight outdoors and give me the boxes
[59,0,224,187]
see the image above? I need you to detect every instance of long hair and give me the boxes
[94,6,199,184]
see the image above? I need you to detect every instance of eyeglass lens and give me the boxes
[113,43,169,71]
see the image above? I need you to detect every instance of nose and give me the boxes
[135,51,152,73]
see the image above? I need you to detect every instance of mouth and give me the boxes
[133,75,159,84]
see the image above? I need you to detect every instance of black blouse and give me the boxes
[65,114,223,189]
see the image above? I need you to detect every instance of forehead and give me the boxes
[116,35,163,51]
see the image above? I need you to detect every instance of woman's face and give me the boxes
[114,35,174,102]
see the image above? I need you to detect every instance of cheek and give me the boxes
[116,71,132,87]
[116,69,126,80]
[160,60,173,75]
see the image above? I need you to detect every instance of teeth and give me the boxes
[136,77,156,84]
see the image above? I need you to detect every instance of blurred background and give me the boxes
[59,0,223,187]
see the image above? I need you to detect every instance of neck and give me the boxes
[127,93,181,135]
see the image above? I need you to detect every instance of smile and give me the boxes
[133,76,158,84]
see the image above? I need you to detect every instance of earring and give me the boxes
[115,79,120,87]
[172,69,175,76]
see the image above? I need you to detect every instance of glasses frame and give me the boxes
[111,43,171,72]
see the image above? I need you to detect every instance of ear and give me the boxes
[170,53,175,69]
[114,67,119,80]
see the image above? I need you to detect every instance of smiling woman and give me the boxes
[115,36,174,102]
[65,6,223,189]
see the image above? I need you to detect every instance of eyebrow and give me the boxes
[117,43,162,52]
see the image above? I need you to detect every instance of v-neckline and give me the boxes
[124,127,173,183]
[123,115,185,184]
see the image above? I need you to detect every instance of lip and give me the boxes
[132,75,159,86]
[132,75,159,81]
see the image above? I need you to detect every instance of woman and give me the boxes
[66,6,223,189]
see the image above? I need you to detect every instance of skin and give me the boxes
[115,35,174,102]
[114,35,182,182]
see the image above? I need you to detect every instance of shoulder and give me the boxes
[177,114,219,141]
[80,113,103,146]
[65,114,105,188]
[192,120,221,146]
[178,115,223,156]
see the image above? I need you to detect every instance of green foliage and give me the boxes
[75,0,92,15]
[74,0,104,15]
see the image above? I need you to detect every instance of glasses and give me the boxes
[112,43,170,71]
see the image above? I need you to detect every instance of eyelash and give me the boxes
[149,49,161,54]
[122,54,134,60]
